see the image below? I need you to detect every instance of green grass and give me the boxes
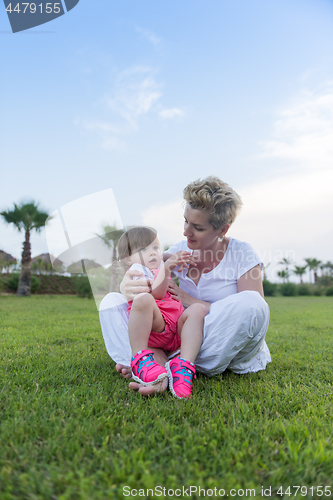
[0,296,332,499]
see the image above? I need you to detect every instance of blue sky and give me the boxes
[1,0,333,282]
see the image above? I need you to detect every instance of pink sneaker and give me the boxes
[166,356,196,399]
[131,350,167,386]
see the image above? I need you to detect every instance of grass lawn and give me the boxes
[0,296,332,499]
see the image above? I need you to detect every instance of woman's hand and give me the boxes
[167,280,192,308]
[120,269,152,301]
[167,278,180,298]
[168,279,211,310]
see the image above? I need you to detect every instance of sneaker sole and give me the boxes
[132,371,168,387]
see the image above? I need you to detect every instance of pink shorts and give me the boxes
[128,291,184,352]
[148,324,181,352]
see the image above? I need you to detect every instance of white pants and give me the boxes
[99,290,271,376]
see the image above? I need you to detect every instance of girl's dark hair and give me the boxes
[117,226,157,260]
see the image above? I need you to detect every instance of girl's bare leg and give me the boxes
[118,294,168,395]
[178,304,208,362]
[128,293,165,355]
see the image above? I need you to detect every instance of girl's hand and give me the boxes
[165,251,198,272]
[120,269,152,301]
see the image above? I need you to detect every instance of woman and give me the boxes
[99,176,271,396]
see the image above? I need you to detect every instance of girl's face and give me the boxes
[129,238,162,270]
[183,204,225,251]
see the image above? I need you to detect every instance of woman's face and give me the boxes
[183,204,224,251]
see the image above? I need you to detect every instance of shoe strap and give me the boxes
[178,357,196,379]
[131,349,154,364]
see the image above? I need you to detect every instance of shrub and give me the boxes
[279,283,298,296]
[326,286,333,296]
[263,280,278,296]
[75,276,93,298]
[297,284,312,296]
[317,275,330,287]
[5,273,40,293]
[6,273,19,291]
[31,276,40,293]
[313,287,324,296]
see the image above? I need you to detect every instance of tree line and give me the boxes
[1,201,332,296]
[273,257,333,286]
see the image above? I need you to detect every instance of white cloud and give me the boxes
[231,169,333,259]
[101,136,125,151]
[260,84,333,167]
[141,199,184,247]
[136,27,162,47]
[76,66,185,149]
[75,119,125,151]
[159,108,185,119]
[106,66,162,128]
[79,120,120,134]
[233,84,333,278]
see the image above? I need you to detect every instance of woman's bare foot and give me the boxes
[129,377,168,396]
[115,363,132,380]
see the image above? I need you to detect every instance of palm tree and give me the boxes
[31,257,45,275]
[1,201,50,296]
[320,261,333,287]
[293,265,307,284]
[262,262,270,281]
[304,258,322,285]
[279,257,293,281]
[277,270,289,283]
[325,261,333,287]
[97,224,124,292]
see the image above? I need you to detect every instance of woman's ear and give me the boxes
[218,224,230,238]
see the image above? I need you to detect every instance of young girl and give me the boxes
[117,226,208,399]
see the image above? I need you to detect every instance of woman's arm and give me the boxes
[237,264,264,298]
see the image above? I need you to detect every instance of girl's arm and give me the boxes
[152,252,194,299]
[150,262,172,299]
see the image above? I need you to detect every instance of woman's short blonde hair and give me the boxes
[183,176,243,230]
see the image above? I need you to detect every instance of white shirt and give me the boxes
[167,238,262,303]
[129,263,155,281]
